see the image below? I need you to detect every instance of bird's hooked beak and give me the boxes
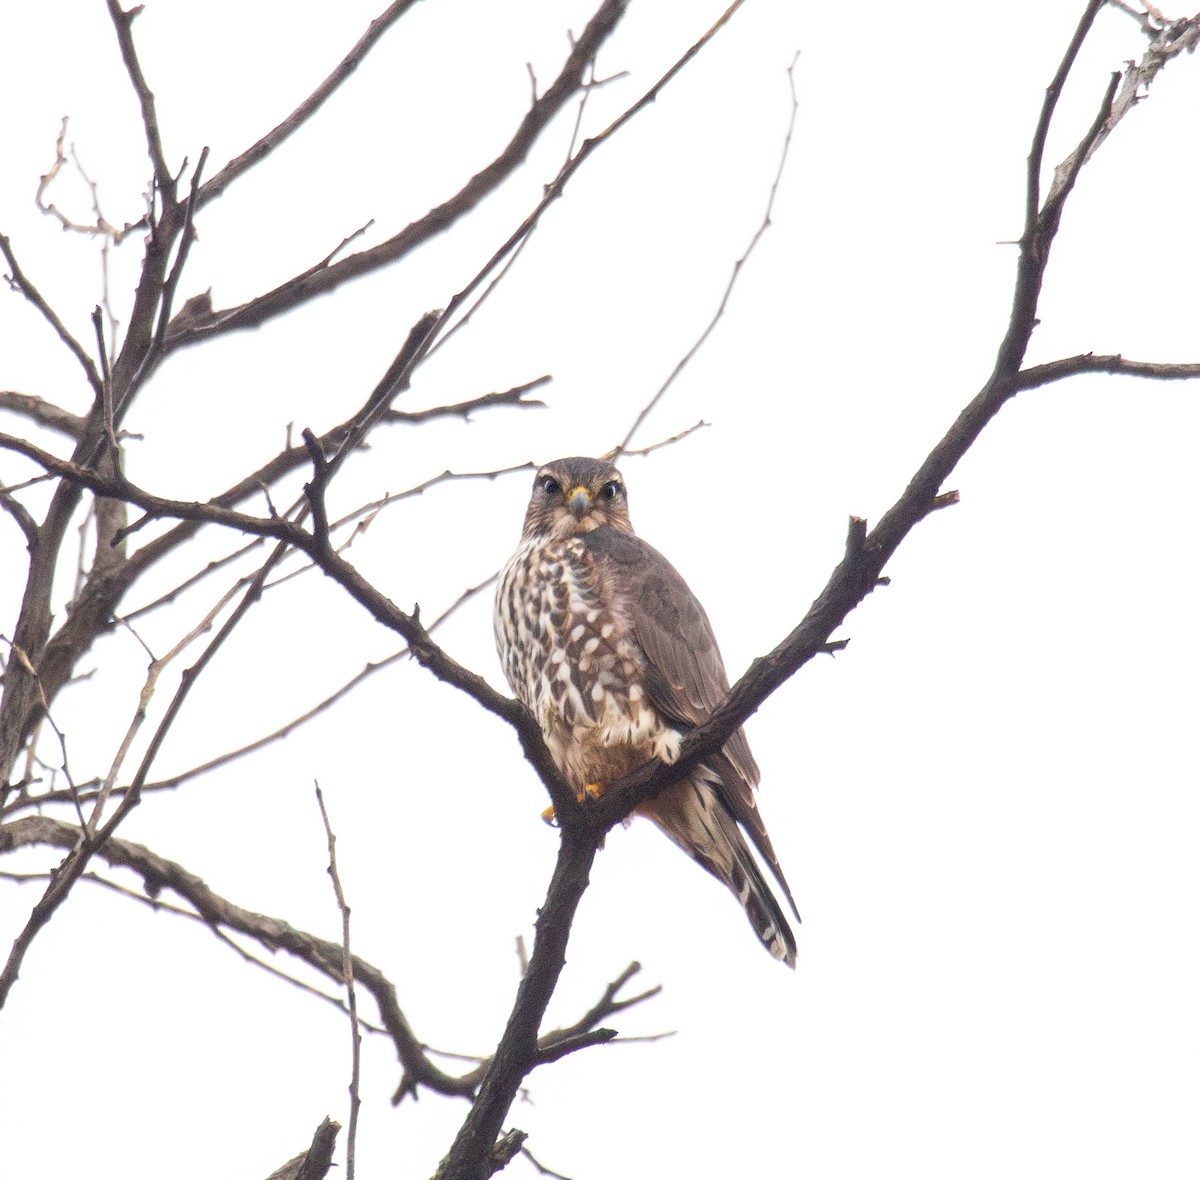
[566,485,593,519]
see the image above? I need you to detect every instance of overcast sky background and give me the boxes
[2,2,1199,1177]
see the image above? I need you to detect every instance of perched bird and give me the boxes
[494,456,799,966]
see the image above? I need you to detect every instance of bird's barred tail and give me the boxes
[653,777,798,968]
[728,839,798,968]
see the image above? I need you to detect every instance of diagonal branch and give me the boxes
[314,787,362,1180]
[4,360,540,788]
[163,0,629,353]
[0,426,578,813]
[1012,353,1200,390]
[105,0,175,199]
[382,376,550,425]
[435,830,599,1176]
[0,392,87,440]
[613,44,797,456]
[425,0,750,372]
[0,236,104,401]
[197,0,422,209]
[0,433,303,543]
[0,481,38,549]
[1,816,660,1105]
[0,813,464,1092]
[1076,4,1200,181]
[996,2,1200,387]
[0,535,291,1007]
[528,961,662,1065]
[996,0,1109,379]
[5,573,498,818]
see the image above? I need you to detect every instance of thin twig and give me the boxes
[520,1147,574,1180]
[427,58,622,358]
[0,640,86,828]
[0,478,38,548]
[419,2,751,395]
[611,419,709,460]
[315,785,361,1180]
[149,149,209,357]
[105,0,174,198]
[92,307,117,456]
[156,573,497,792]
[0,865,379,1030]
[613,48,799,456]
[104,0,174,198]
[119,536,266,621]
[0,234,104,399]
[381,376,550,424]
[326,463,533,541]
[85,565,252,836]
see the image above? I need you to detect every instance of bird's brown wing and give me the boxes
[581,528,798,918]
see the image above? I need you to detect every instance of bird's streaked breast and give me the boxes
[494,536,678,786]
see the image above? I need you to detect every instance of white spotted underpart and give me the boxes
[495,535,680,792]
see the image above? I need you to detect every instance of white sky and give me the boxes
[2,2,1199,1178]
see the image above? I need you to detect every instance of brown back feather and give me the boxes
[581,527,799,920]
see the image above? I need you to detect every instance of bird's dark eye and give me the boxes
[600,481,621,501]
[540,476,561,496]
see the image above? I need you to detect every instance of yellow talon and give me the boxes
[540,783,605,826]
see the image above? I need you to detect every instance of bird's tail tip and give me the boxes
[731,850,798,968]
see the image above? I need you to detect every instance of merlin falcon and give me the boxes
[494,456,799,966]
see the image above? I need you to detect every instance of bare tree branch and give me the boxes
[613,47,799,456]
[146,149,208,363]
[0,392,86,440]
[1,816,660,1106]
[1012,353,1200,390]
[0,543,283,1005]
[519,1146,574,1180]
[1,813,472,1093]
[4,570,497,818]
[163,0,630,353]
[999,0,1112,378]
[0,427,580,821]
[0,235,104,400]
[2,866,387,1029]
[1078,4,1200,179]
[0,305,530,1013]
[198,1,422,209]
[267,1117,341,1180]
[426,59,626,358]
[435,831,597,1178]
[381,376,550,425]
[0,481,38,549]
[0,27,223,800]
[105,0,175,200]
[0,344,537,802]
[315,786,361,1180]
[615,419,710,459]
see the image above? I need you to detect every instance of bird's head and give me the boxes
[520,456,633,540]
